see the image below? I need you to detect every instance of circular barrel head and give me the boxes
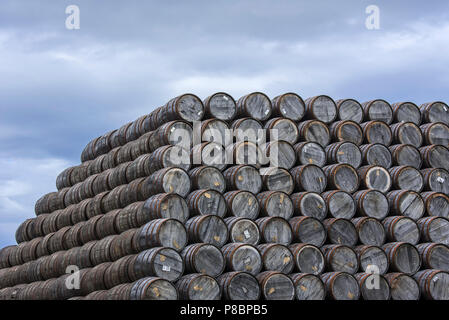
[302,120,330,147]
[185,275,221,300]
[394,191,425,220]
[291,274,326,300]
[195,215,228,247]
[332,142,362,168]
[424,122,449,145]
[392,144,422,169]
[426,145,449,171]
[328,272,360,300]
[365,100,393,124]
[296,192,327,220]
[219,272,261,300]
[162,168,191,197]
[204,92,237,121]
[393,102,421,125]
[151,248,184,281]
[161,145,191,171]
[227,218,261,245]
[307,95,337,123]
[295,165,327,193]
[191,166,226,193]
[363,166,391,193]
[426,217,449,245]
[260,273,296,300]
[233,165,262,194]
[166,121,193,151]
[260,244,294,273]
[336,99,364,123]
[387,273,420,300]
[191,244,225,277]
[274,93,305,121]
[291,244,325,275]
[291,217,327,246]
[423,102,449,125]
[325,191,356,219]
[421,244,449,271]
[426,193,449,218]
[354,218,386,246]
[392,166,423,192]
[262,167,295,194]
[175,94,204,122]
[158,219,187,250]
[227,191,260,220]
[426,169,449,195]
[364,121,392,145]
[391,243,421,274]
[326,245,359,273]
[357,246,389,275]
[358,274,391,300]
[295,142,326,167]
[326,219,358,246]
[142,279,179,300]
[240,92,272,121]
[202,119,231,147]
[260,217,292,245]
[266,118,299,144]
[364,144,392,168]
[395,122,423,147]
[229,245,263,275]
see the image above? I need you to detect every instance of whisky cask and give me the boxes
[223,190,260,220]
[261,167,295,195]
[417,217,449,245]
[354,245,389,275]
[353,189,390,219]
[264,117,299,144]
[188,166,226,193]
[323,164,359,193]
[420,191,449,218]
[201,118,232,147]
[154,94,204,128]
[181,243,225,277]
[361,99,393,124]
[361,121,392,146]
[417,243,449,271]
[420,122,449,146]
[185,215,228,248]
[360,144,392,168]
[289,243,325,275]
[231,117,264,144]
[391,102,421,125]
[382,216,420,245]
[335,99,364,123]
[223,165,262,194]
[420,144,449,171]
[289,273,325,300]
[257,191,294,219]
[203,92,237,121]
[320,272,360,300]
[390,122,423,147]
[186,189,227,217]
[143,167,191,197]
[256,271,296,300]
[387,190,425,220]
[141,193,189,223]
[413,269,449,300]
[130,276,179,300]
[322,190,356,219]
[221,243,263,275]
[421,168,449,195]
[225,217,261,245]
[321,244,359,274]
[290,192,327,221]
[289,216,327,246]
[382,242,421,274]
[384,273,420,300]
[134,218,187,252]
[351,217,386,246]
[255,217,293,245]
[297,120,330,147]
[304,95,337,124]
[261,141,296,170]
[148,120,193,152]
[420,101,449,126]
[329,120,363,145]
[325,142,362,168]
[389,144,422,169]
[236,92,272,121]
[322,218,358,246]
[358,165,391,193]
[192,141,227,170]
[355,273,391,300]
[272,93,305,121]
[389,166,424,192]
[217,271,261,300]
[290,165,327,193]
[257,243,294,273]
[293,142,326,167]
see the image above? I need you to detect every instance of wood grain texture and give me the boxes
[257,243,295,274]
[289,243,325,275]
[236,92,272,121]
[217,271,261,300]
[203,92,237,121]
[420,101,449,126]
[326,142,362,169]
[256,217,293,245]
[271,93,305,121]
[291,192,327,221]
[352,217,386,246]
[182,243,226,277]
[335,99,364,123]
[320,272,361,300]
[256,271,296,300]
[384,273,420,300]
[354,245,389,275]
[297,120,330,147]
[321,244,359,274]
[261,167,295,194]
[323,218,358,246]
[257,191,294,219]
[289,216,327,246]
[289,273,326,300]
[391,102,422,125]
[293,142,326,167]
[223,190,260,220]
[382,242,421,275]
[389,166,424,192]
[355,273,391,300]
[360,144,393,168]
[221,243,263,275]
[322,190,356,219]
[225,217,261,245]
[304,95,337,124]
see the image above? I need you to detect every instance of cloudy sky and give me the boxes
[1,0,449,247]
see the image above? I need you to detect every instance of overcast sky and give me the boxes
[1,0,449,247]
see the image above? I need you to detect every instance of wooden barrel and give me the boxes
[192,141,227,170]
[80,263,110,295]
[289,273,325,300]
[223,165,262,194]
[417,216,449,245]
[354,245,389,275]
[383,216,420,246]
[84,290,109,300]
[261,167,295,194]
[130,276,179,300]
[264,117,299,144]
[389,144,422,169]
[290,192,327,221]
[141,193,189,224]
[420,144,449,171]
[297,120,330,147]
[329,120,363,145]
[225,217,261,245]
[353,189,389,219]
[322,218,358,246]
[417,243,449,271]
[361,99,393,124]
[421,168,449,195]
[182,243,225,277]
[257,191,293,219]
[135,218,187,252]
[391,102,422,125]
[188,166,226,193]
[185,215,228,248]
[325,142,362,168]
[256,271,295,300]
[321,245,359,274]
[389,166,424,192]
[158,94,204,126]
[0,245,15,269]
[103,255,133,289]
[217,271,261,300]
[148,120,193,152]
[384,273,420,300]
[15,219,34,243]
[143,167,191,197]
[355,273,391,300]
[201,118,232,147]
[90,236,115,266]
[358,165,392,193]
[56,166,75,190]
[360,144,393,168]
[335,99,364,123]
[390,122,423,147]
[257,243,294,274]
[186,189,227,217]
[322,190,356,219]
[289,243,325,275]
[304,95,337,124]
[387,190,425,220]
[261,141,296,170]
[420,101,449,126]
[256,217,293,245]
[323,164,360,193]
[320,272,360,300]
[293,142,326,167]
[352,217,386,246]
[223,190,260,220]
[271,93,305,121]
[421,122,449,146]
[203,92,237,121]
[106,282,133,300]
[290,165,327,193]
[382,242,421,274]
[142,145,191,177]
[236,92,272,121]
[114,202,143,233]
[231,117,264,144]
[96,209,120,239]
[361,121,392,146]
[421,191,449,218]
[221,243,262,275]
[289,216,327,246]
[413,269,449,300]
[78,241,97,268]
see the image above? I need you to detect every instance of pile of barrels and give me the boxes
[0,92,449,300]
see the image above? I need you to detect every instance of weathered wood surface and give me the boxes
[362,100,393,124]
[217,271,261,300]
[236,92,272,121]
[421,122,449,146]
[290,165,327,193]
[383,216,420,245]
[225,217,261,245]
[290,192,327,221]
[320,272,361,300]
[227,141,264,168]
[231,117,264,144]
[203,92,237,121]
[186,189,227,217]
[384,273,421,300]
[223,165,262,194]
[421,168,449,195]
[387,190,425,220]
[221,243,263,275]
[389,166,424,192]
[354,245,389,275]
[223,190,260,220]
[390,144,422,169]
[262,141,296,169]
[185,215,228,248]
[257,191,294,219]
[182,243,226,277]
[335,99,364,123]
[390,122,423,147]
[323,164,360,193]
[189,166,226,193]
[358,165,391,193]
[264,117,299,144]
[131,277,179,300]
[256,271,296,300]
[382,242,421,275]
[175,274,221,300]
[297,120,330,147]
[322,190,356,219]
[271,93,305,121]
[421,192,449,218]
[304,95,337,124]
[417,243,449,271]
[413,269,449,300]
[329,120,363,145]
[326,142,362,169]
[289,216,327,246]
[289,273,326,300]
[351,217,386,246]
[420,144,449,171]
[361,121,393,146]
[289,243,325,275]
[256,217,293,245]
[135,219,187,252]
[257,243,295,274]
[323,218,358,246]
[355,273,391,300]
[420,101,449,126]
[417,216,449,245]
[391,102,422,125]
[321,244,359,274]
[353,189,390,220]
[360,143,393,169]
[293,142,326,167]
[261,167,295,194]
[201,118,231,147]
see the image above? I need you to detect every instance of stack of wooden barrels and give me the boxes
[0,93,449,300]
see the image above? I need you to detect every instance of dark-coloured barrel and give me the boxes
[354,245,389,275]
[158,94,204,125]
[256,217,293,245]
[293,142,326,167]
[256,271,295,300]
[181,243,225,277]
[352,217,386,246]
[391,102,421,125]
[289,243,325,275]
[389,144,422,169]
[217,271,261,300]
[135,218,187,252]
[421,168,449,195]
[320,272,360,300]
[175,274,221,300]
[384,273,420,300]
[417,217,449,245]
[290,165,327,193]
[361,121,392,146]
[142,193,189,223]
[421,192,449,218]
[358,165,391,193]
[223,165,262,194]
[290,192,327,221]
[382,242,421,275]
[203,92,237,121]
[355,273,391,300]
[323,218,358,246]
[362,99,393,124]
[353,189,389,219]
[360,144,392,168]
[289,216,327,247]
[421,122,449,146]
[144,167,191,197]
[261,141,296,170]
[335,99,364,123]
[325,142,362,169]
[297,120,330,147]
[223,190,260,220]
[322,244,359,274]
[188,166,226,193]
[186,189,227,217]
[304,95,337,124]
[260,167,295,195]
[383,216,420,245]
[225,217,261,245]
[231,117,264,144]
[236,92,272,121]
[185,215,228,248]
[0,245,15,269]
[420,144,449,171]
[257,191,293,219]
[192,141,227,170]
[323,164,359,193]
[417,243,449,271]
[390,122,423,147]
[420,101,449,126]
[271,93,305,121]
[257,243,294,273]
[387,190,425,220]
[413,269,449,300]
[149,120,193,151]
[201,118,231,147]
[322,190,356,219]
[264,117,299,144]
[389,166,424,192]
[329,120,363,145]
[221,243,263,275]
[289,273,326,300]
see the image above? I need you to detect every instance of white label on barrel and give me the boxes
[171,127,175,132]
[243,256,251,264]
[265,110,269,115]
[162,265,171,272]
[437,177,445,183]
[444,106,448,112]
[223,96,229,101]
[281,108,286,114]
[244,229,251,239]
